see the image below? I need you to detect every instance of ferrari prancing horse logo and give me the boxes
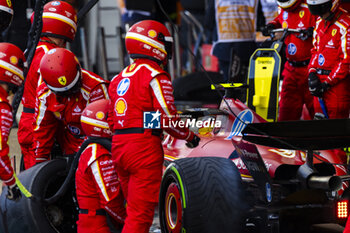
[58,76,67,86]
[299,10,304,18]
[332,29,337,36]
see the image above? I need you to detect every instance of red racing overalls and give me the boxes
[33,69,109,163]
[308,7,350,119]
[76,142,126,233]
[109,59,195,233]
[0,87,16,186]
[18,38,59,169]
[269,2,316,120]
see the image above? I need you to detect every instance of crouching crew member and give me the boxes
[18,1,78,169]
[0,43,26,200]
[76,99,126,233]
[33,48,109,164]
[108,20,200,233]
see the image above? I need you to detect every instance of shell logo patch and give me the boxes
[10,56,17,65]
[332,29,337,36]
[115,98,127,116]
[148,30,157,38]
[282,21,288,29]
[58,76,67,86]
[274,43,279,50]
[96,111,105,120]
[6,0,11,7]
[299,10,304,18]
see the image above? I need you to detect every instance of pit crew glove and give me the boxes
[6,184,22,201]
[186,134,200,148]
[308,72,330,97]
[298,27,314,41]
[262,24,275,37]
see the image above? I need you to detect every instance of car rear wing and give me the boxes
[241,119,350,150]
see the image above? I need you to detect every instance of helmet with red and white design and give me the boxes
[42,1,77,42]
[0,43,26,87]
[276,0,302,11]
[125,20,173,65]
[40,48,81,96]
[0,0,13,32]
[81,99,112,138]
[307,0,339,16]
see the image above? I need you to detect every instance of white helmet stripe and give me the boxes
[0,59,24,79]
[80,116,109,129]
[306,0,330,5]
[43,12,77,31]
[46,70,80,92]
[126,32,167,54]
[0,5,13,15]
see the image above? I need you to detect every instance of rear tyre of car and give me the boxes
[159,157,248,233]
[0,159,77,233]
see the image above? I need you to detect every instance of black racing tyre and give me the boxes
[172,72,224,103]
[159,157,248,233]
[0,159,77,233]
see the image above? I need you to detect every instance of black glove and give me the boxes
[186,134,200,148]
[6,184,22,201]
[308,72,330,97]
[262,24,275,37]
[298,27,314,41]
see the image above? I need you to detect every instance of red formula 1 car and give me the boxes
[158,88,350,233]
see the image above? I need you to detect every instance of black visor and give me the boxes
[158,32,173,60]
[308,1,332,16]
[0,11,12,32]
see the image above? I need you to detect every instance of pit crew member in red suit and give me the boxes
[263,0,316,121]
[76,99,126,233]
[0,43,26,200]
[307,0,350,119]
[33,48,109,164]
[17,1,78,169]
[108,20,200,233]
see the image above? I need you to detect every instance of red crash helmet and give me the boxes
[40,48,81,95]
[0,0,13,32]
[80,99,112,138]
[0,43,26,86]
[276,0,302,11]
[42,1,77,42]
[125,20,173,65]
[307,0,339,16]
